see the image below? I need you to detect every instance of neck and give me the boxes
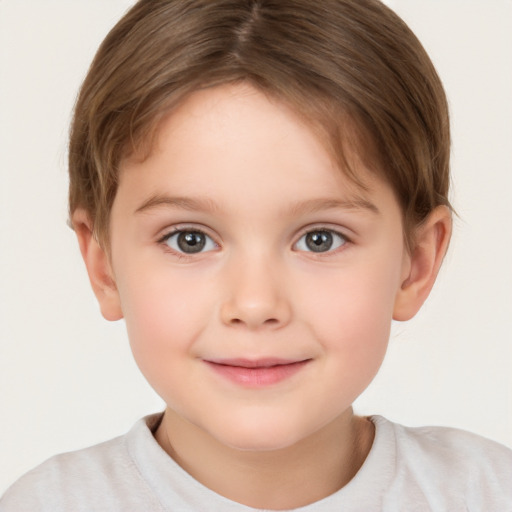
[154,407,374,510]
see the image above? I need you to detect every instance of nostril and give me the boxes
[228,316,279,327]
[220,295,292,329]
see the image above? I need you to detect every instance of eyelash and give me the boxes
[157,226,351,257]
[158,227,218,258]
[294,228,350,255]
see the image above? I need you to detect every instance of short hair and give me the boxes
[68,0,451,248]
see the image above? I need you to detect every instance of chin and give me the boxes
[208,414,313,453]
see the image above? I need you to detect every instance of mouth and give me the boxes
[203,358,311,387]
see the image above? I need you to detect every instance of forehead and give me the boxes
[117,83,399,221]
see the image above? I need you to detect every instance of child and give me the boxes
[1,0,511,510]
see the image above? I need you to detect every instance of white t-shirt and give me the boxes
[1,414,511,511]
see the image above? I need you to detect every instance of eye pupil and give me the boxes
[305,231,333,252]
[177,231,206,253]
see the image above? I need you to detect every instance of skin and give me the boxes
[73,83,451,509]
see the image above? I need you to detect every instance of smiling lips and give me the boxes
[204,358,311,387]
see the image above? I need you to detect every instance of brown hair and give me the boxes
[69,0,450,248]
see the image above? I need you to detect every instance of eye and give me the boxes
[295,229,347,253]
[163,230,217,254]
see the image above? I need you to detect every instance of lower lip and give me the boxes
[204,360,310,387]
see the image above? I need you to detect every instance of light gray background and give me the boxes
[1,0,511,494]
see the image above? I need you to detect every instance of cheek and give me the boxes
[298,256,402,368]
[115,266,214,384]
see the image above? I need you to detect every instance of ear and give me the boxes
[393,206,452,321]
[71,209,123,321]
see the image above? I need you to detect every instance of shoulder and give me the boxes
[372,416,512,510]
[389,418,512,473]
[0,416,164,512]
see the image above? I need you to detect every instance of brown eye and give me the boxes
[164,230,216,254]
[295,230,347,253]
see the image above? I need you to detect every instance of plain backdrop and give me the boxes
[1,0,511,495]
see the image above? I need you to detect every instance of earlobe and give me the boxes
[393,206,452,321]
[72,209,123,321]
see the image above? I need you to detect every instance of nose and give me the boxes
[219,254,292,330]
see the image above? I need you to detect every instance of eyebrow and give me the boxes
[288,197,380,216]
[135,195,220,214]
[135,194,380,216]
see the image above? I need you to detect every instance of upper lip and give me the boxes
[205,358,310,368]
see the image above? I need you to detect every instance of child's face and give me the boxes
[107,83,411,451]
